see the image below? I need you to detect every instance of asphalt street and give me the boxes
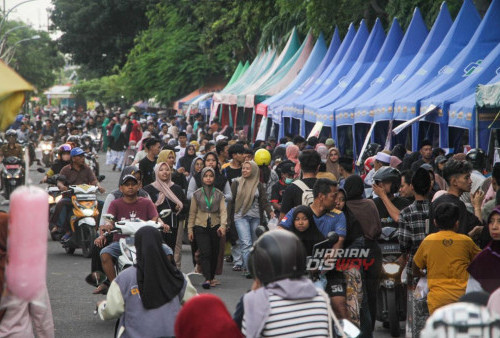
[20,152,395,337]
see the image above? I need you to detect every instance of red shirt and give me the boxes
[108,197,158,221]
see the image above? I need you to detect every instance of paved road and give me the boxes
[25,153,396,337]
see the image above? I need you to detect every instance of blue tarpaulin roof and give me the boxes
[284,23,357,119]
[303,19,386,124]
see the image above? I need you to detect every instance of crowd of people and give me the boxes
[1,106,500,337]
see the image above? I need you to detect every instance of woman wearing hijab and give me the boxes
[175,294,242,338]
[144,162,186,268]
[107,117,127,171]
[288,205,325,256]
[98,226,196,337]
[129,120,142,143]
[157,149,188,191]
[188,167,227,289]
[326,147,340,180]
[343,175,382,334]
[178,144,197,176]
[228,161,274,277]
[187,152,232,201]
[101,115,111,152]
[285,145,301,178]
[189,157,204,184]
[467,207,500,293]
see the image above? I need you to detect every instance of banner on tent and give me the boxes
[256,117,268,140]
[392,105,437,135]
[308,121,324,139]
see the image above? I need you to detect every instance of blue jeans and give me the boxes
[234,216,260,270]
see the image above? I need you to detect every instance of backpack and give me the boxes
[293,180,314,207]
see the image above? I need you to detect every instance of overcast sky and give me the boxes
[3,0,53,31]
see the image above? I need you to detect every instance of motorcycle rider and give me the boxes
[54,123,69,145]
[39,119,56,141]
[96,174,169,283]
[0,129,25,162]
[40,143,72,183]
[55,147,106,241]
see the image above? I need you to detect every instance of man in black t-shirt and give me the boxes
[371,167,411,228]
[270,161,295,213]
[279,150,321,219]
[223,143,245,184]
[138,138,161,187]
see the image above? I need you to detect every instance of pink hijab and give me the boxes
[152,162,183,213]
[286,145,301,178]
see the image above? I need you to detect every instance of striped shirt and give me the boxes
[398,200,430,270]
[242,294,329,337]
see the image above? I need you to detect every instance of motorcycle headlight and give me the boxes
[48,195,54,204]
[55,195,62,203]
[383,262,400,275]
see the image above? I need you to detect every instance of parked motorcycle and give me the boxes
[39,135,54,167]
[376,226,406,337]
[2,156,24,199]
[61,184,100,258]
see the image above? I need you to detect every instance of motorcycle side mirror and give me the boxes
[98,175,105,182]
[103,214,115,221]
[326,231,339,243]
[85,271,108,287]
[255,225,268,238]
[336,319,361,338]
[36,167,46,173]
[159,209,171,218]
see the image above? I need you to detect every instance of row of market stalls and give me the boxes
[207,0,500,158]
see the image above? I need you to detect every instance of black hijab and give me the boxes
[178,144,197,173]
[135,226,185,309]
[194,151,227,192]
[289,206,325,256]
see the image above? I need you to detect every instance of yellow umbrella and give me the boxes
[0,60,34,130]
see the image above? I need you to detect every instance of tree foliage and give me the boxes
[51,0,158,78]
[1,20,64,91]
[71,74,128,107]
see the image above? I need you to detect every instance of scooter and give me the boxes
[61,184,100,258]
[376,226,406,337]
[103,209,172,274]
[2,156,24,199]
[89,128,102,152]
[39,135,54,167]
[46,174,64,240]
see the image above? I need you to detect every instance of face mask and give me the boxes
[285,178,293,184]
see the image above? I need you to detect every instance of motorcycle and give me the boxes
[39,135,54,167]
[2,156,24,199]
[61,184,100,258]
[376,226,406,337]
[103,209,172,274]
[83,148,99,177]
[89,128,102,152]
[46,174,64,241]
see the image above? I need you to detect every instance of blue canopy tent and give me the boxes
[283,24,357,133]
[323,18,403,155]
[255,33,329,139]
[300,20,371,138]
[360,2,453,150]
[448,73,500,152]
[395,0,500,150]
[336,8,429,156]
[302,19,386,139]
[276,29,341,138]
[420,42,500,147]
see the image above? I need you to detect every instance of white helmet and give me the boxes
[421,302,500,338]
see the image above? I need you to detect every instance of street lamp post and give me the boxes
[0,0,38,33]
[0,34,40,64]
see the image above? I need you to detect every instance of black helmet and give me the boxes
[81,134,92,145]
[5,129,17,138]
[466,148,486,171]
[373,166,401,194]
[248,230,306,285]
[66,135,80,147]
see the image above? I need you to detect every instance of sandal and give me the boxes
[232,265,242,272]
[211,279,220,287]
[202,281,211,289]
[92,284,108,295]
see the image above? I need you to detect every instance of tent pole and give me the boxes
[229,105,233,128]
